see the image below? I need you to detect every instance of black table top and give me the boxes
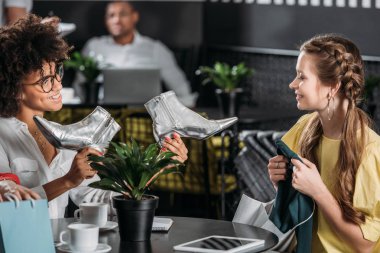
[52,216,278,253]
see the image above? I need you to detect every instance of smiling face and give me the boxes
[19,62,63,116]
[289,51,332,111]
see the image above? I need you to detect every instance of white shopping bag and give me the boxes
[233,194,296,252]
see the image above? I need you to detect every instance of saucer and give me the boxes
[99,221,118,231]
[72,221,118,231]
[57,243,111,253]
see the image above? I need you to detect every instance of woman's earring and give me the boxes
[327,95,334,121]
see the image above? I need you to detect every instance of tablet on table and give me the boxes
[173,235,265,253]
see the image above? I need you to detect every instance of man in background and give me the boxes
[76,0,198,107]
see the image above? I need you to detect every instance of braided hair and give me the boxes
[298,34,370,224]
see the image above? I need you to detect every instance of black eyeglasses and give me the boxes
[24,63,64,93]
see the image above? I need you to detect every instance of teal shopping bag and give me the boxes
[0,195,55,253]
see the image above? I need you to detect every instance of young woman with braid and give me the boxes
[268,34,379,252]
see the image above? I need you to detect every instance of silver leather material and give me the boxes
[144,90,238,144]
[33,106,121,153]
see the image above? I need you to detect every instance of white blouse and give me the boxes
[0,117,117,218]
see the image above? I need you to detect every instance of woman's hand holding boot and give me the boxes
[64,147,103,188]
[162,133,188,163]
[43,147,103,201]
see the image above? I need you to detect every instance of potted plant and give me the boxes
[88,139,184,242]
[196,62,254,117]
[64,51,101,104]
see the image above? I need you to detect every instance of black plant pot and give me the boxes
[120,240,152,253]
[112,195,159,242]
[215,88,243,118]
[84,81,100,105]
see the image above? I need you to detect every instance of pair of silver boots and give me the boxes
[34,91,237,151]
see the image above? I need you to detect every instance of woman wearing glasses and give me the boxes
[0,15,188,217]
[0,15,99,216]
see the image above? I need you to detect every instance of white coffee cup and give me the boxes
[74,203,108,227]
[59,223,99,252]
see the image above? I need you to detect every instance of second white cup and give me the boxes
[60,223,99,252]
[74,202,108,227]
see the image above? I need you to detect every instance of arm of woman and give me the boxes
[0,173,20,184]
[291,158,375,253]
[42,147,100,201]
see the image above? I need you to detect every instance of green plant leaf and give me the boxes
[146,166,183,188]
[64,51,100,83]
[156,150,177,160]
[143,143,158,163]
[197,61,254,91]
[89,162,113,179]
[88,138,184,200]
[88,155,106,163]
[111,142,127,159]
[89,178,124,194]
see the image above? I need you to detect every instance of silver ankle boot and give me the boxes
[33,106,121,153]
[144,91,238,143]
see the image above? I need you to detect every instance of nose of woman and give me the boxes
[289,78,299,90]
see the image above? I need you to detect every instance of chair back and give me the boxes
[235,130,285,202]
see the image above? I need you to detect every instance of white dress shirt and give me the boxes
[0,117,117,218]
[78,32,197,107]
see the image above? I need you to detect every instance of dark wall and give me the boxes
[33,1,203,51]
[34,2,108,51]
[204,3,380,57]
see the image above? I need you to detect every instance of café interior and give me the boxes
[34,0,380,218]
[1,0,380,252]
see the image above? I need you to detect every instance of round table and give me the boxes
[52,216,278,253]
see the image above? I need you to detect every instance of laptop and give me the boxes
[102,68,161,105]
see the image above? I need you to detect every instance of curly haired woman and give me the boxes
[268,35,379,252]
[0,15,188,218]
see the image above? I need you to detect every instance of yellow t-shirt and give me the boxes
[282,112,380,253]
